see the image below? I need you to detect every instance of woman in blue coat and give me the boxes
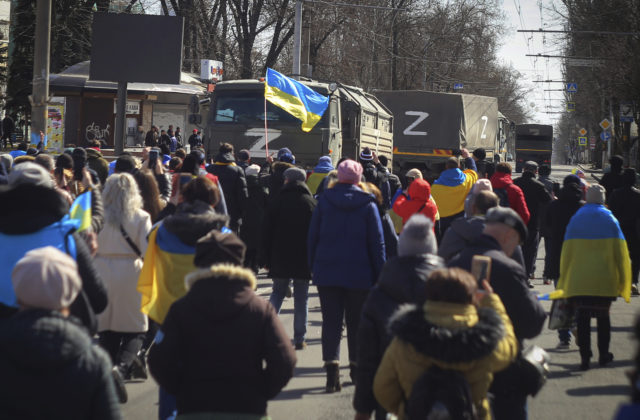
[308,159,386,393]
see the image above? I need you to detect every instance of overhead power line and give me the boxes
[305,0,407,11]
[518,29,640,36]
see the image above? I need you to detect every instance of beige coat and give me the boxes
[96,208,151,333]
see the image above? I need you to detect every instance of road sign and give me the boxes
[590,136,596,150]
[578,136,587,146]
[567,102,576,112]
[453,83,464,90]
[599,118,611,130]
[566,83,578,93]
[600,131,612,141]
[620,102,634,123]
[578,128,587,136]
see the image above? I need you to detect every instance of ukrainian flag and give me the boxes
[69,191,92,232]
[137,225,197,324]
[431,168,477,218]
[552,204,631,302]
[265,68,329,132]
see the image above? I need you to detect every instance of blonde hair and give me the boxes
[102,173,143,225]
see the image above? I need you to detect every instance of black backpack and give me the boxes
[493,187,510,208]
[405,365,478,420]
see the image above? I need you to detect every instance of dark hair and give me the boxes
[190,149,205,165]
[219,142,234,154]
[160,143,171,156]
[424,268,477,305]
[115,155,137,174]
[495,162,512,174]
[182,176,220,207]
[55,153,73,170]
[472,190,499,215]
[445,157,459,170]
[610,155,623,170]
[134,169,163,223]
[622,168,637,187]
[539,164,551,177]
[175,149,187,159]
[378,155,389,166]
[35,154,54,172]
[88,139,101,148]
[180,155,200,175]
[472,148,486,160]
[169,157,182,172]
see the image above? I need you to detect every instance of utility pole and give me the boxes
[292,0,302,79]
[31,0,51,145]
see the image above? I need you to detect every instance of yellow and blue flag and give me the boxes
[431,168,477,218]
[264,68,329,132]
[69,191,92,232]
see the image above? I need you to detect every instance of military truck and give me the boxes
[514,124,553,172]
[203,79,393,168]
[375,90,500,178]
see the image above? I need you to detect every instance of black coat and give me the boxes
[0,310,121,419]
[208,153,249,224]
[513,172,552,231]
[260,161,295,205]
[148,265,296,416]
[609,185,640,250]
[241,174,268,251]
[600,170,625,203]
[362,161,391,209]
[543,184,584,279]
[263,181,317,279]
[354,254,444,418]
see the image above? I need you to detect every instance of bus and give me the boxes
[515,124,553,172]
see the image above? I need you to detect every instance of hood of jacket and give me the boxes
[389,302,504,364]
[273,161,294,175]
[183,264,257,320]
[0,184,69,234]
[323,183,375,210]
[378,254,444,304]
[85,148,103,159]
[314,158,334,173]
[0,310,91,370]
[490,172,514,189]
[434,168,465,187]
[281,180,312,197]
[558,183,583,203]
[163,200,228,246]
[214,153,236,165]
[408,178,431,202]
[449,216,486,243]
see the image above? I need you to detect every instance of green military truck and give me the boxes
[203,79,394,168]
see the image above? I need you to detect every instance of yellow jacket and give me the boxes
[373,294,517,420]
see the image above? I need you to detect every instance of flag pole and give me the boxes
[264,82,269,159]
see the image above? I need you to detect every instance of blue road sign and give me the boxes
[578,136,587,146]
[566,83,578,93]
[454,83,464,90]
[600,131,612,141]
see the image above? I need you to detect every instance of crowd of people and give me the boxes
[0,136,637,420]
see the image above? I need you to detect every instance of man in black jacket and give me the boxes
[600,155,625,203]
[449,207,546,420]
[514,161,553,281]
[207,143,248,232]
[263,167,317,350]
[359,147,391,209]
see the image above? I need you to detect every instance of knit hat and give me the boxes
[284,167,307,183]
[337,159,363,185]
[360,147,373,161]
[563,174,581,188]
[12,246,82,310]
[193,129,198,133]
[277,147,292,161]
[398,214,437,257]
[472,178,493,194]
[523,161,538,172]
[0,154,13,170]
[485,207,528,244]
[237,149,250,162]
[586,184,606,204]
[8,161,53,188]
[245,164,260,177]
[194,230,247,267]
[406,168,423,180]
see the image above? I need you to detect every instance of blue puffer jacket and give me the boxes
[308,183,386,290]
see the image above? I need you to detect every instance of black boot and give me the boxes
[349,362,357,384]
[129,351,148,380]
[325,362,341,393]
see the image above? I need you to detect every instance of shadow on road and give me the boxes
[566,385,629,397]
[276,386,327,400]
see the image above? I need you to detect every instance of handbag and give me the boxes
[120,225,143,260]
[548,298,575,330]
[519,345,551,397]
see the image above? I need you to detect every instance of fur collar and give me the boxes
[185,264,257,291]
[389,303,504,363]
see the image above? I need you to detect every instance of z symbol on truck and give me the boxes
[403,111,429,136]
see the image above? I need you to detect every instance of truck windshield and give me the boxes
[214,90,301,124]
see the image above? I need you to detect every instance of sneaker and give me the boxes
[285,286,293,298]
[632,284,639,296]
[295,341,307,350]
[579,359,590,371]
[557,340,570,349]
[543,278,551,285]
[599,352,614,366]
[527,280,535,289]
[111,366,128,404]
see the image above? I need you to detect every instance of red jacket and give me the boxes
[393,179,438,224]
[490,172,530,225]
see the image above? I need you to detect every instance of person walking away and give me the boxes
[600,155,625,203]
[308,159,386,392]
[448,207,546,420]
[472,147,493,179]
[260,147,295,205]
[86,139,109,186]
[538,164,558,284]
[148,231,296,419]
[378,155,400,195]
[463,179,493,218]
[430,149,478,239]
[95,174,152,382]
[489,162,530,225]
[513,161,553,281]
[241,164,267,273]
[0,247,122,419]
[364,182,398,259]
[237,148,251,171]
[373,268,518,420]
[543,175,584,347]
[553,184,631,370]
[207,142,248,232]
[2,115,14,149]
[354,214,444,420]
[264,167,317,349]
[392,168,440,234]
[392,177,438,226]
[359,147,391,209]
[307,155,334,195]
[609,169,640,295]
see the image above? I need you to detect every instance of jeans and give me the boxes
[574,298,612,360]
[542,235,552,279]
[98,330,145,370]
[269,278,309,345]
[522,228,540,278]
[317,286,369,363]
[552,278,571,342]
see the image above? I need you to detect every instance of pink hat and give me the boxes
[472,179,493,194]
[337,159,363,185]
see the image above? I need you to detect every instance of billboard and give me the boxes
[90,13,184,84]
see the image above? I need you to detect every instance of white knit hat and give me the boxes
[398,214,437,257]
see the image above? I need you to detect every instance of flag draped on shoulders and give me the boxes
[137,224,197,324]
[69,191,92,232]
[264,68,329,132]
[552,203,631,302]
[431,168,478,218]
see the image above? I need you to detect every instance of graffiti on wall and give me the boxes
[85,122,111,143]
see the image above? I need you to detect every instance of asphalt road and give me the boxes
[122,164,640,420]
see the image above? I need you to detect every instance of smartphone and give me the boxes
[148,149,159,169]
[471,255,492,288]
